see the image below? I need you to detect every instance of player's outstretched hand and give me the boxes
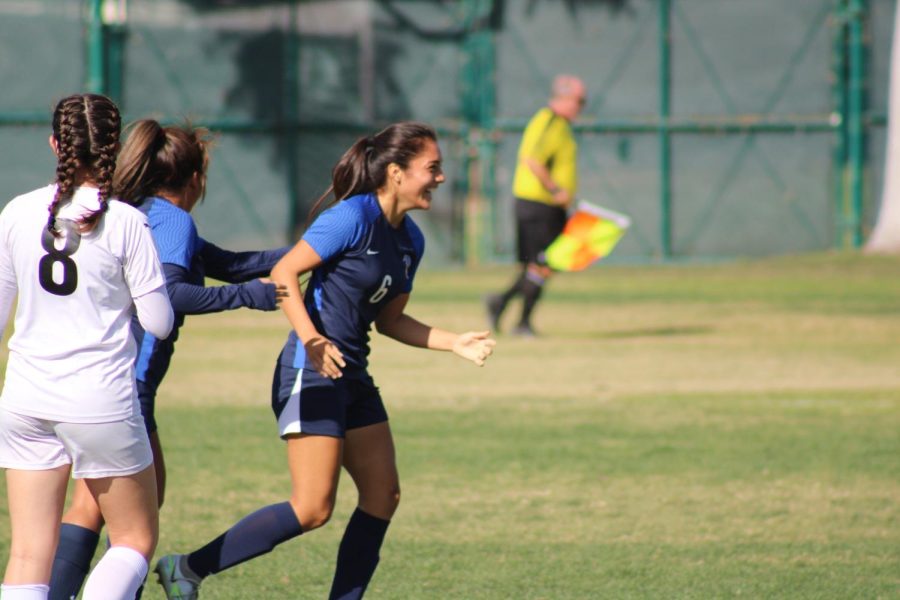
[452,330,497,367]
[305,336,346,379]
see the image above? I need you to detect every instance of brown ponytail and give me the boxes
[113,120,212,206]
[307,122,437,224]
[49,94,122,235]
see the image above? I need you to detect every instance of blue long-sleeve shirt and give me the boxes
[132,197,289,396]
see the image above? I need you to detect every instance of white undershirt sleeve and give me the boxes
[133,284,174,340]
[0,218,17,342]
[0,280,15,343]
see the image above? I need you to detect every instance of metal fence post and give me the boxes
[847,0,866,248]
[832,0,849,249]
[85,0,106,94]
[284,0,301,241]
[460,0,496,265]
[658,0,673,259]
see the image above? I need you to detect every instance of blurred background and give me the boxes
[0,0,894,264]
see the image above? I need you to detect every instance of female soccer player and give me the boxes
[0,94,173,600]
[48,119,289,600]
[155,122,496,600]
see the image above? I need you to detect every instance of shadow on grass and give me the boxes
[549,325,715,339]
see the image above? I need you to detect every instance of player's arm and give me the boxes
[270,240,346,379]
[198,240,291,283]
[133,285,174,340]
[375,294,495,367]
[163,263,286,314]
[122,211,173,338]
[0,260,16,342]
[0,222,16,341]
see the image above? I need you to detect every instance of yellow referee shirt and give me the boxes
[512,107,578,205]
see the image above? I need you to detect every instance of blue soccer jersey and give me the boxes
[132,198,201,391]
[281,193,425,376]
[132,197,286,398]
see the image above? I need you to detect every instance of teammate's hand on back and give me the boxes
[451,331,497,367]
[274,283,288,305]
[305,336,346,379]
[259,278,289,306]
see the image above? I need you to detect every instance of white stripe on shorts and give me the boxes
[277,368,304,437]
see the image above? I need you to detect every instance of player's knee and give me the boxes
[108,531,157,561]
[360,483,400,520]
[386,484,401,513]
[62,501,104,532]
[105,514,158,558]
[289,496,334,531]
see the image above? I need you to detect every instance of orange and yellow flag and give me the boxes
[544,201,631,271]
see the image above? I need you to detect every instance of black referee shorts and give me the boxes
[514,197,567,266]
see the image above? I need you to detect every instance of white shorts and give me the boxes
[0,407,153,479]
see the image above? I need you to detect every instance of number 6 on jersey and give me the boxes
[369,274,392,304]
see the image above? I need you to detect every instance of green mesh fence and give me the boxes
[0,0,893,263]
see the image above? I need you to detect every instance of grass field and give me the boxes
[1,253,899,598]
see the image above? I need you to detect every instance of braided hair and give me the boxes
[48,94,122,235]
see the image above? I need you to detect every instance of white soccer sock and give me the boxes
[81,546,148,600]
[0,583,50,600]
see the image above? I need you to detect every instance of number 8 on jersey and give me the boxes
[38,220,81,296]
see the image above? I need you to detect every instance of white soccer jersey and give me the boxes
[0,185,166,422]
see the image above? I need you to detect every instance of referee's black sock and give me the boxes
[499,271,527,305]
[519,271,545,328]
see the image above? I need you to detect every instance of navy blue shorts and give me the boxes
[136,379,157,435]
[271,359,388,439]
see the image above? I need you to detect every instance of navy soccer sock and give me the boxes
[328,508,391,600]
[49,523,100,600]
[186,502,302,578]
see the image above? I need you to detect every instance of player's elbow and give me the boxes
[374,316,395,337]
[141,305,174,340]
[135,287,175,339]
[269,261,289,286]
